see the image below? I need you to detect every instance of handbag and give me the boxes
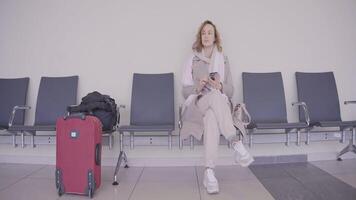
[232,103,251,137]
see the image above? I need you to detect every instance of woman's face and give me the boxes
[201,24,215,48]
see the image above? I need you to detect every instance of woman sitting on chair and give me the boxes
[181,20,254,194]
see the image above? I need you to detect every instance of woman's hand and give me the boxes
[196,77,208,93]
[208,75,222,90]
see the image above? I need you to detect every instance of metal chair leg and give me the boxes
[119,131,124,151]
[305,131,310,145]
[179,131,182,150]
[21,132,25,148]
[12,134,17,148]
[190,135,194,150]
[31,134,36,148]
[109,133,113,150]
[112,150,129,185]
[168,132,172,150]
[123,151,128,165]
[286,132,290,146]
[249,134,253,148]
[337,128,356,160]
[130,132,134,149]
[341,130,346,143]
[113,130,129,185]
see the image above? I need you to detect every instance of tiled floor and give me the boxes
[0,159,355,200]
[250,162,356,200]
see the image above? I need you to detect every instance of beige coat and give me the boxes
[181,54,234,140]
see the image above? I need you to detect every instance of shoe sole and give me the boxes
[235,151,255,167]
[239,156,254,167]
[203,179,219,194]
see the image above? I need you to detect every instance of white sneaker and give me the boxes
[203,168,219,194]
[233,141,254,167]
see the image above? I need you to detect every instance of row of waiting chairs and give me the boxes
[180,72,356,160]
[0,72,355,160]
[0,74,174,150]
[0,76,78,148]
[0,76,122,149]
[95,72,356,162]
[113,71,355,186]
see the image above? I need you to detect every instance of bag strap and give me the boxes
[232,103,251,137]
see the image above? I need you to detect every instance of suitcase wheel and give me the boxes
[88,188,94,198]
[55,169,64,196]
[57,187,64,196]
[87,170,96,198]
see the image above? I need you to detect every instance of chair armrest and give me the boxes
[292,101,310,126]
[117,104,126,113]
[116,104,126,125]
[344,101,356,105]
[178,105,183,129]
[8,105,31,127]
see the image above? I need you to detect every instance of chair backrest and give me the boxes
[130,73,174,126]
[242,72,288,123]
[296,72,341,123]
[34,76,78,125]
[0,77,29,128]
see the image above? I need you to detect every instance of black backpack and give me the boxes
[68,91,118,131]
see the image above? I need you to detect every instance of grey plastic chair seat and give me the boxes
[249,122,308,129]
[113,73,175,186]
[243,72,308,147]
[117,73,175,150]
[318,121,356,128]
[0,78,29,129]
[0,77,29,147]
[8,76,78,148]
[296,72,355,131]
[296,72,356,159]
[8,125,55,132]
[119,125,174,132]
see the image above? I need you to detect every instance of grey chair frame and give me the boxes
[117,73,175,150]
[296,72,356,160]
[103,128,116,150]
[7,76,78,148]
[0,77,30,147]
[243,72,310,147]
[338,101,356,158]
[112,73,174,185]
[178,105,195,149]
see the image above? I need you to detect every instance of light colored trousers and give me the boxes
[197,89,236,168]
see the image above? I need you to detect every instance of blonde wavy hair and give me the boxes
[192,20,222,52]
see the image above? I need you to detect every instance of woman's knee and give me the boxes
[204,109,217,123]
[210,90,227,102]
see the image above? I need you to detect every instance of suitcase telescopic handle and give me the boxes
[64,113,86,120]
[95,144,101,166]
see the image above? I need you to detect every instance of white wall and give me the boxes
[1,0,356,128]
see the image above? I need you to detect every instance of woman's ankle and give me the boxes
[227,135,240,144]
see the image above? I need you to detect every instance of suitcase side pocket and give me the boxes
[95,143,101,166]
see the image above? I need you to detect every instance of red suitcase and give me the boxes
[56,114,102,198]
